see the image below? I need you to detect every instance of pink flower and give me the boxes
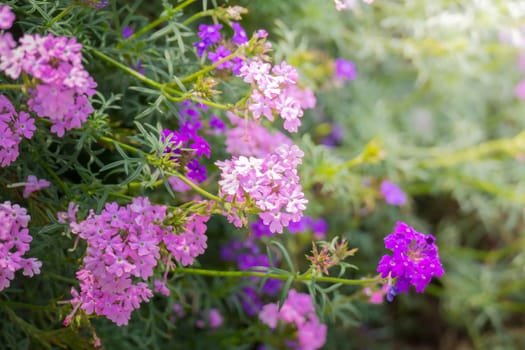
[23,175,50,198]
[0,6,15,30]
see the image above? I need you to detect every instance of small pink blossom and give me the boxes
[0,6,15,30]
[23,175,50,198]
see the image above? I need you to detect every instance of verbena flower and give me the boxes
[258,289,327,350]
[0,29,97,137]
[216,144,307,233]
[377,222,445,296]
[0,94,35,167]
[0,5,15,30]
[238,59,315,132]
[23,175,50,198]
[380,180,407,206]
[0,201,42,291]
[67,197,210,326]
[224,112,292,157]
[334,58,357,81]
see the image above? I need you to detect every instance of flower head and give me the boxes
[380,180,407,206]
[377,222,445,296]
[0,6,15,30]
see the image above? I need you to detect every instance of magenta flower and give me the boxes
[334,58,357,81]
[377,222,445,296]
[0,6,15,30]
[67,198,210,326]
[23,175,50,198]
[0,201,42,291]
[380,180,407,206]
[258,290,327,350]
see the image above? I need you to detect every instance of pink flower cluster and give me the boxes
[0,94,35,167]
[216,144,307,233]
[224,112,292,157]
[238,59,315,132]
[0,10,96,137]
[258,289,327,350]
[0,201,42,291]
[67,197,209,326]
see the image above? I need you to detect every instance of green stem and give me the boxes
[90,48,163,90]
[98,135,222,202]
[422,129,525,168]
[48,6,77,26]
[180,52,241,84]
[181,10,213,26]
[0,84,24,90]
[124,0,197,42]
[99,135,141,154]
[166,171,222,202]
[173,267,383,286]
[90,48,232,110]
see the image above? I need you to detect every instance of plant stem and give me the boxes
[48,6,77,26]
[173,267,383,286]
[124,0,197,42]
[90,48,232,110]
[180,52,241,84]
[0,84,23,90]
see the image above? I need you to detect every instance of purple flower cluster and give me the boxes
[224,112,292,157]
[380,180,407,206]
[377,222,445,296]
[194,22,247,73]
[67,197,210,326]
[0,95,35,167]
[163,102,212,192]
[221,239,282,315]
[0,201,42,291]
[0,18,96,137]
[216,144,308,233]
[258,289,327,350]
[238,59,315,132]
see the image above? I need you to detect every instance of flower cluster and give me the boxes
[238,59,315,132]
[377,222,445,296]
[220,239,281,315]
[163,102,212,192]
[380,180,407,206]
[66,197,210,325]
[0,201,42,291]
[216,144,307,233]
[194,22,247,73]
[258,289,327,350]
[288,216,328,239]
[224,112,292,157]
[0,94,35,167]
[0,11,96,137]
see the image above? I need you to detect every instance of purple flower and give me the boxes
[82,0,109,9]
[310,218,328,239]
[334,58,357,81]
[198,24,223,44]
[209,114,226,133]
[377,222,445,296]
[231,22,248,45]
[121,26,133,39]
[23,175,50,198]
[380,180,407,206]
[0,6,15,30]
[208,45,233,69]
